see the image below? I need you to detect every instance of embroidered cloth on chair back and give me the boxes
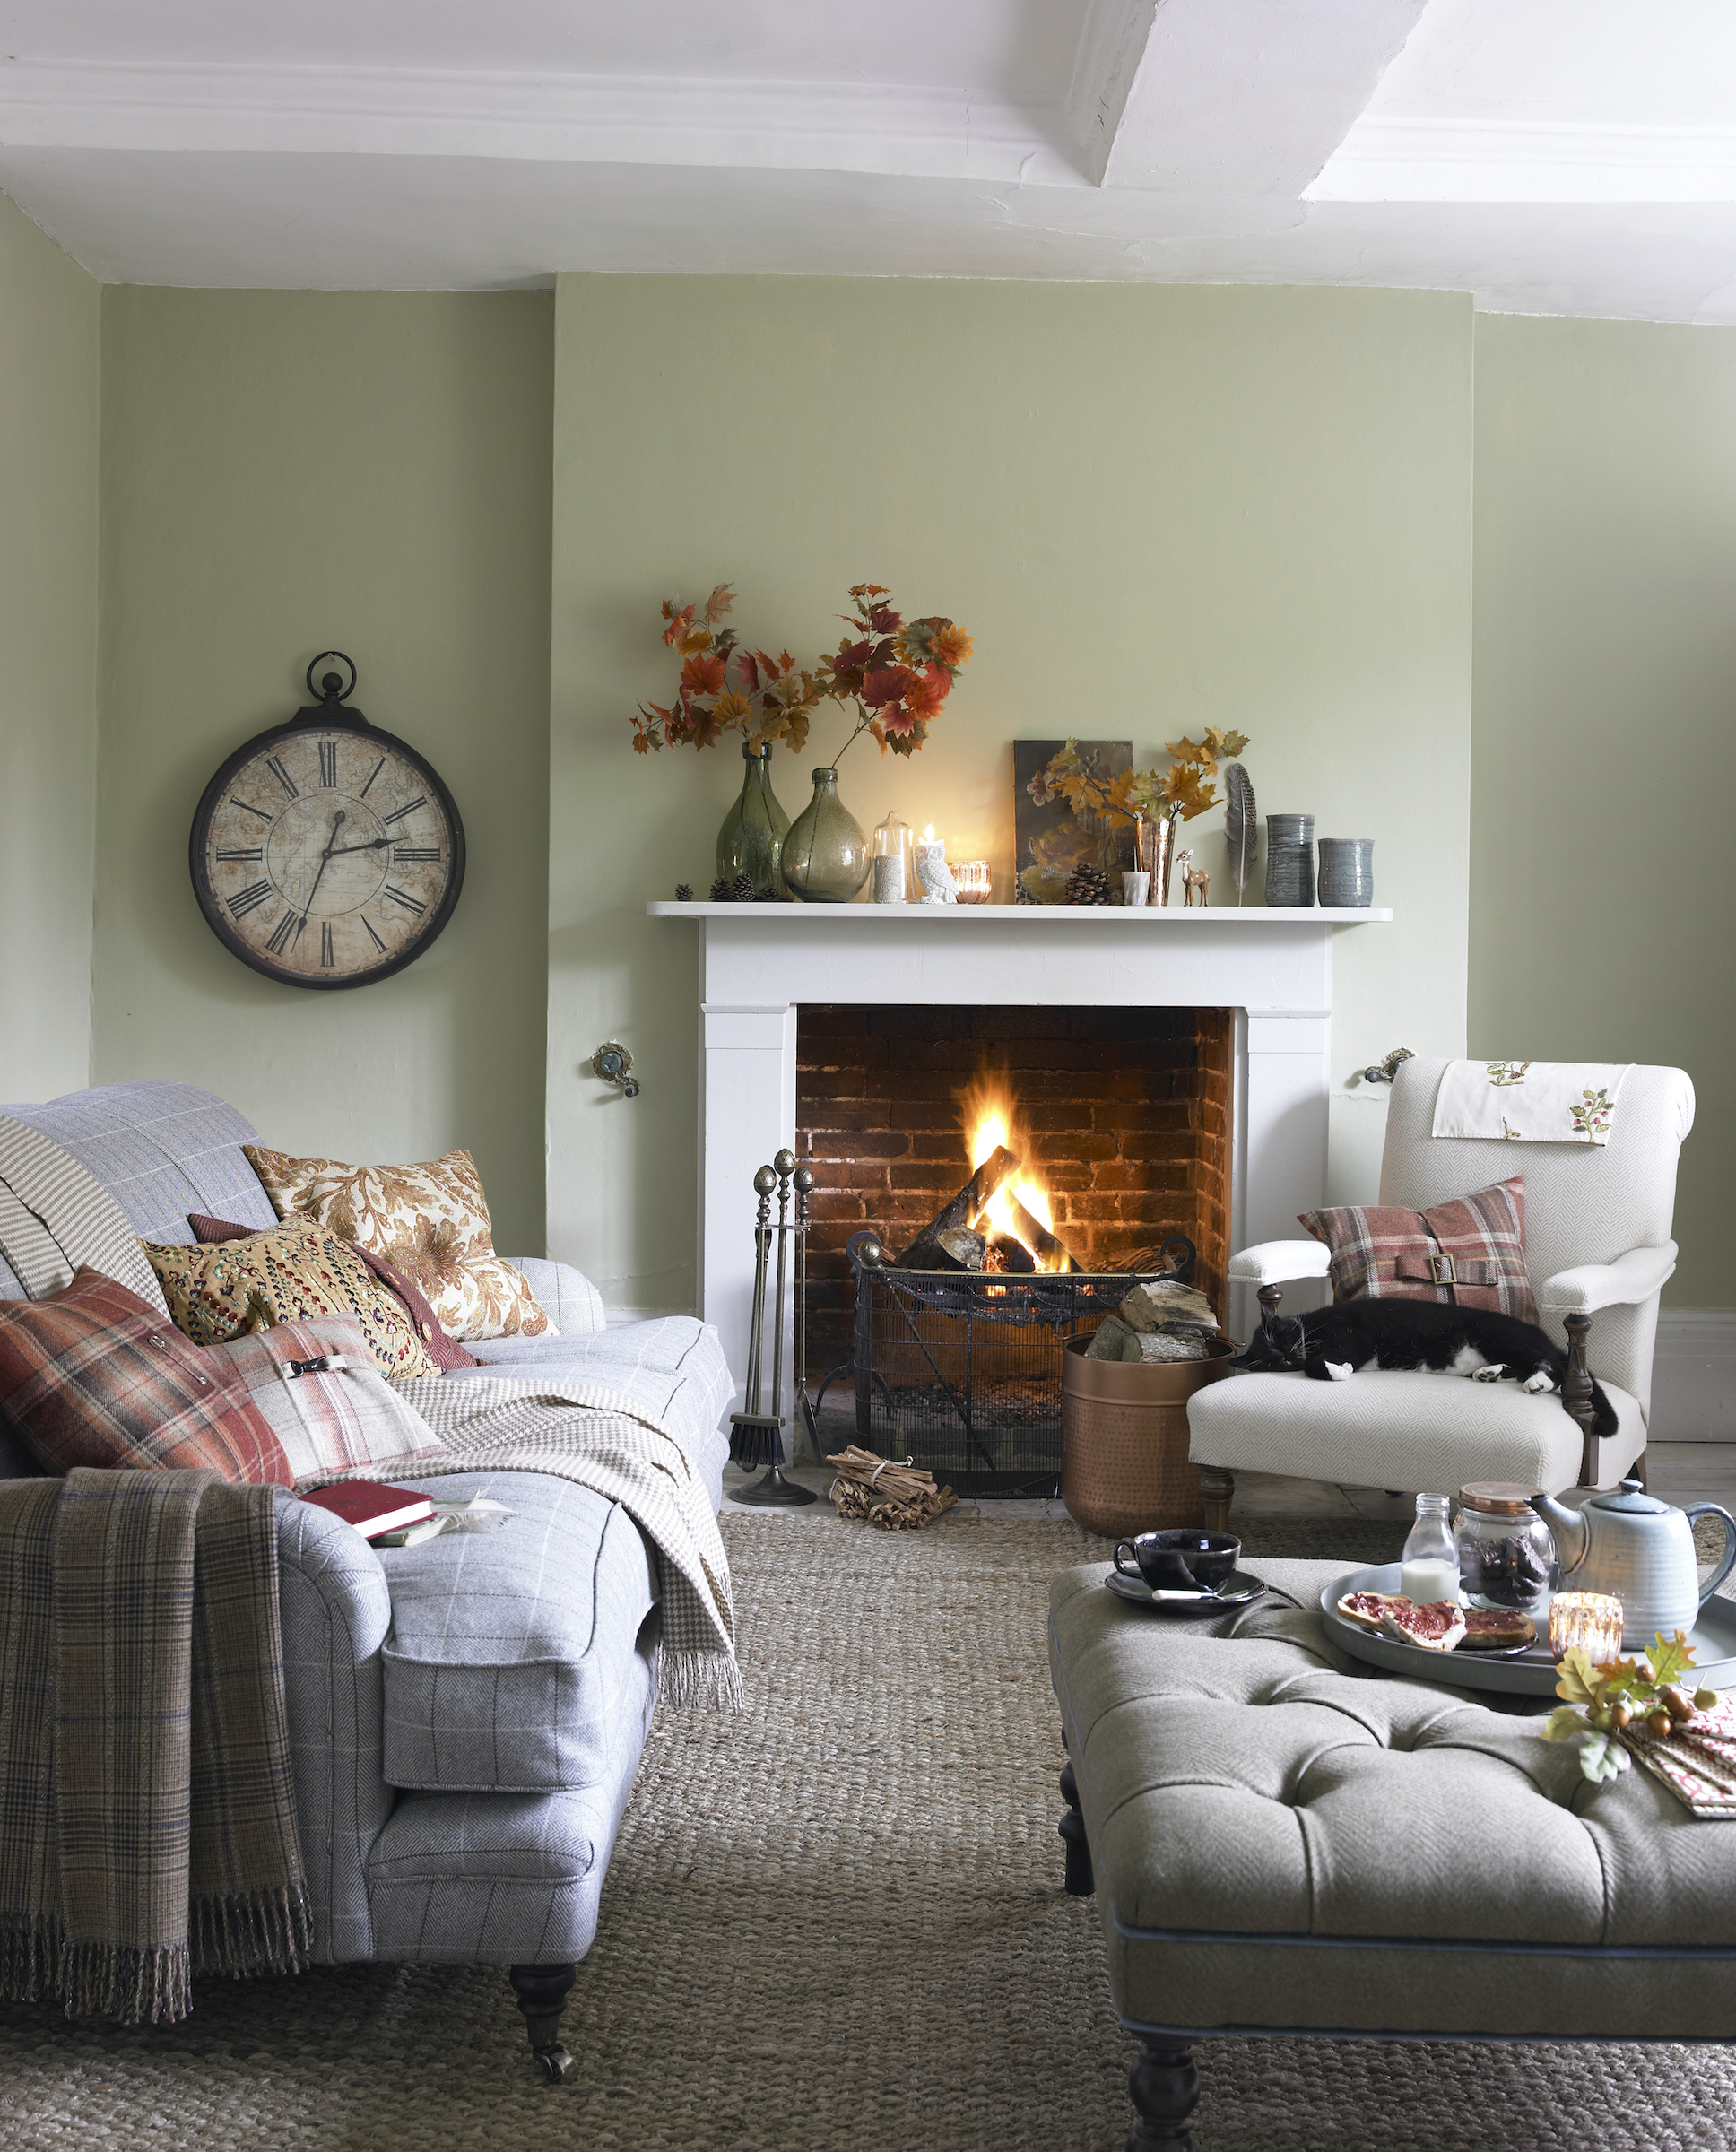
[1380,1059,1695,1416]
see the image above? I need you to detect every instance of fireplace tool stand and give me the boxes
[729,1149,821,1508]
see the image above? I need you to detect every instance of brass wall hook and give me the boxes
[591,1042,638,1098]
[1361,1047,1415,1086]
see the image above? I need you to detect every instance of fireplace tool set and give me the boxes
[728,1148,822,1508]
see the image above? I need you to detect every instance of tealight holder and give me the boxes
[1549,1592,1625,1662]
[952,860,993,904]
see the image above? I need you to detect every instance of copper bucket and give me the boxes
[1060,1333,1236,1538]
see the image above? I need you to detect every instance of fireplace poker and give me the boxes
[729,1155,816,1508]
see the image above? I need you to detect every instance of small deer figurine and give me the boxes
[1176,847,1211,907]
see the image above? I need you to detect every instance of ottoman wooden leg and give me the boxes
[1058,1760,1094,1896]
[1128,2035,1201,2150]
[1199,1465,1235,1536]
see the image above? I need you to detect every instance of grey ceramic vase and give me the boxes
[716,742,790,896]
[1264,813,1315,907]
[782,768,871,903]
[1316,837,1374,908]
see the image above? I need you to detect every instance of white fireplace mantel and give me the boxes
[648,901,1392,1400]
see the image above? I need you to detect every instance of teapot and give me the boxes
[1531,1480,1736,1646]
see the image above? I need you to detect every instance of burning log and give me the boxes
[896,1145,1021,1269]
[985,1233,1036,1275]
[999,1192,1081,1274]
[937,1228,986,1271]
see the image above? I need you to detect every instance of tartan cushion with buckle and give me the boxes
[1298,1177,1536,1322]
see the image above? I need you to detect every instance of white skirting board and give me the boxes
[1650,1312,1736,1441]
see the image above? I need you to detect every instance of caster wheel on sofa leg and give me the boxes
[508,1962,577,2084]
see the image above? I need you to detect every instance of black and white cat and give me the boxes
[1229,1298,1617,1437]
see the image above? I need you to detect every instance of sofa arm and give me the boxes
[1227,1240,1332,1289]
[1536,1241,1678,1315]
[507,1256,606,1337]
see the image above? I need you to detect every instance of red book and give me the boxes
[299,1481,438,1540]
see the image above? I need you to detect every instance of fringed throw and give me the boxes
[0,1469,310,2024]
[312,1376,744,1712]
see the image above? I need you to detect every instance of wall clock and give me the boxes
[188,653,466,991]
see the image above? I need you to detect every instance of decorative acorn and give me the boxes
[675,882,694,902]
[731,870,755,902]
[709,875,733,901]
[1064,861,1113,907]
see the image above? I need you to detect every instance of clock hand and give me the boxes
[326,837,391,856]
[300,810,345,915]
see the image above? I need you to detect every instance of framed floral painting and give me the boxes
[1013,739,1134,904]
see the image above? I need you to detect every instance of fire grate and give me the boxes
[813,1230,1196,1497]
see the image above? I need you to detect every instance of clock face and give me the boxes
[190,721,464,989]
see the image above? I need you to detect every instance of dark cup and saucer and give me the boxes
[1107,1530,1266,1612]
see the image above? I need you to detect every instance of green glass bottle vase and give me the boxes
[782,768,871,903]
[716,742,790,896]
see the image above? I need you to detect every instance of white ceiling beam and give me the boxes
[1089,0,1432,195]
[1310,117,1736,204]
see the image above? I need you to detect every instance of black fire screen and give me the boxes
[813,1230,1194,1497]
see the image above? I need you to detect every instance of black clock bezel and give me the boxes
[188,715,467,993]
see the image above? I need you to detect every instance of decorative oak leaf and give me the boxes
[862,665,914,710]
[1158,761,1220,820]
[660,601,695,649]
[702,583,735,629]
[711,690,752,727]
[680,652,727,698]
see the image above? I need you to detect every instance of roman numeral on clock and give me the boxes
[320,922,334,968]
[265,911,307,956]
[393,846,440,863]
[383,796,426,826]
[318,741,338,787]
[215,847,264,862]
[265,755,299,798]
[230,797,273,823]
[230,881,273,918]
[360,756,386,798]
[384,885,427,916]
[361,916,386,953]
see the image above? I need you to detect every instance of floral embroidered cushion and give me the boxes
[0,1268,291,1483]
[144,1216,444,1380]
[240,1144,552,1344]
[187,1213,480,1370]
[1298,1176,1538,1323]
[197,1316,445,1483]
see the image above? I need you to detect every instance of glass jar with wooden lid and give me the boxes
[1457,1482,1558,1615]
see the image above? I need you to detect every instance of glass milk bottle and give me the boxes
[1401,1495,1461,1605]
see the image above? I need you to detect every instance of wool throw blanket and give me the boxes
[347,1377,743,1712]
[0,1113,170,1315]
[0,1468,310,2024]
[1431,1060,1632,1147]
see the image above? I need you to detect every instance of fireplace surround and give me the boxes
[648,900,1393,1418]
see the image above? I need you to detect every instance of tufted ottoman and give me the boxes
[1048,1558,1736,2148]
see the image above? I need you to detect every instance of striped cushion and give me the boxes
[201,1318,445,1482]
[0,1268,289,1482]
[0,1111,170,1315]
[1299,1176,1537,1323]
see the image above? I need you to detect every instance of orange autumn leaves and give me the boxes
[1029,727,1252,828]
[631,581,973,764]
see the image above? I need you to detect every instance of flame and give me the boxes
[962,1070,1065,1271]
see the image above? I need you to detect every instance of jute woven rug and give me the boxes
[2,1507,1732,2151]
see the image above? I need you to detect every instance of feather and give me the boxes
[1224,760,1256,905]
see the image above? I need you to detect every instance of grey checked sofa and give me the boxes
[0,1080,733,2077]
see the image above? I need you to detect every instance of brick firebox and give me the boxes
[796,1004,1232,1372]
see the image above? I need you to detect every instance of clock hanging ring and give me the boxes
[188,654,466,991]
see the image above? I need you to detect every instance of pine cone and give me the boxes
[1065,861,1113,906]
[754,883,786,902]
[731,871,755,902]
[675,882,694,902]
[708,876,733,902]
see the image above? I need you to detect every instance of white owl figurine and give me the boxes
[916,846,959,905]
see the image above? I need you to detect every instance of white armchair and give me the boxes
[1188,1058,1696,1530]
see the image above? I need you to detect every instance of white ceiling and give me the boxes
[2,0,1735,322]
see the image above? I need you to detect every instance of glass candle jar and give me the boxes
[1549,1592,1625,1662]
[872,811,914,904]
[952,860,993,904]
[1456,1482,1558,1615]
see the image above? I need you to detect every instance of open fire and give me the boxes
[959,1072,1070,1275]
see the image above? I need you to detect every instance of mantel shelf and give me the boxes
[647,903,1392,924]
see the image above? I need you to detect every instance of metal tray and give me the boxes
[1322,1565,1736,1699]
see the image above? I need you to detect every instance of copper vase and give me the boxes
[1134,811,1179,906]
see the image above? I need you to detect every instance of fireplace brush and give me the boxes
[728,1149,819,1508]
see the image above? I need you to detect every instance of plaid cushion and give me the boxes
[198,1317,445,1482]
[143,1217,441,1381]
[187,1213,478,1371]
[0,1269,290,1482]
[1298,1176,1537,1323]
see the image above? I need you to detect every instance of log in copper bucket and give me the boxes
[1060,1333,1236,1538]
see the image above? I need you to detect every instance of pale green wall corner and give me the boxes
[0,192,100,1102]
[1471,313,1736,1307]
[549,274,1474,1307]
[91,290,554,1255]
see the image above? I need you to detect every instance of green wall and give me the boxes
[550,274,1475,1307]
[1472,313,1736,1306]
[91,291,553,1254]
[0,194,100,1102]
